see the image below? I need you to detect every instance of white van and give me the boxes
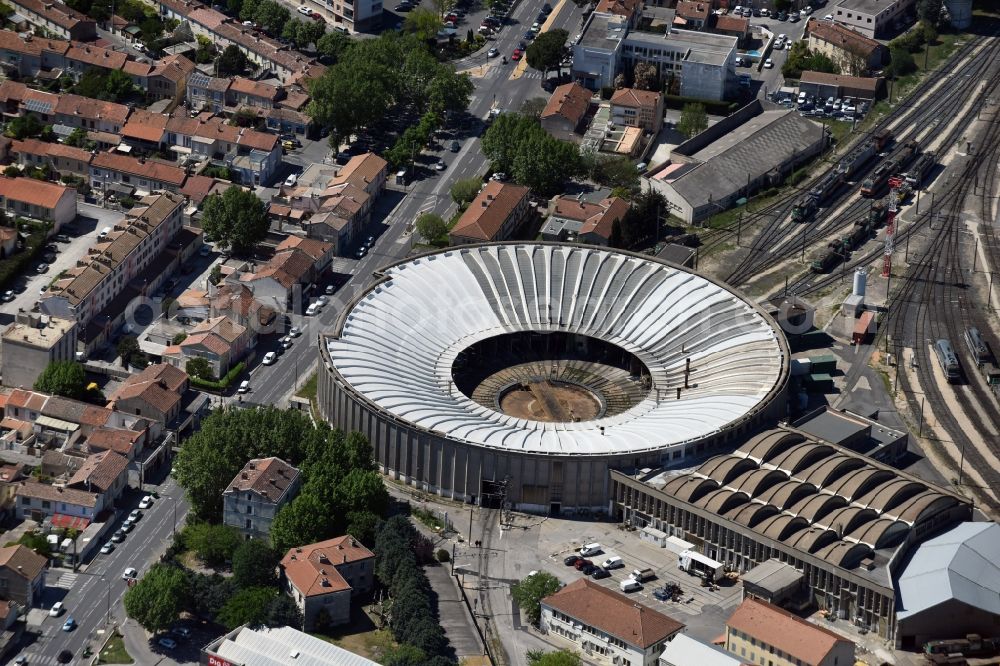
[579,543,602,557]
[602,556,623,570]
[237,380,250,394]
[98,226,112,239]
[619,578,641,593]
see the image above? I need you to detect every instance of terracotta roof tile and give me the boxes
[542,579,685,649]
[799,70,882,92]
[280,535,374,598]
[67,450,128,493]
[56,93,130,124]
[541,82,592,126]
[274,236,331,261]
[0,544,47,581]
[328,152,388,190]
[85,427,143,455]
[806,17,882,57]
[451,181,530,242]
[676,0,711,20]
[0,176,71,209]
[0,29,70,58]
[551,195,629,240]
[229,77,280,100]
[610,87,661,109]
[109,363,187,415]
[181,331,231,355]
[726,598,852,666]
[13,0,93,31]
[11,138,92,162]
[90,152,187,186]
[17,480,98,507]
[224,457,300,501]
[122,110,169,142]
[594,0,639,18]
[714,15,749,32]
[66,44,128,71]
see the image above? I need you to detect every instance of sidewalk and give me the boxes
[120,618,174,665]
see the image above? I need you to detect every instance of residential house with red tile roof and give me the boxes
[450,181,532,245]
[163,315,249,378]
[84,426,146,459]
[274,236,334,274]
[0,176,76,228]
[164,115,281,185]
[9,138,93,179]
[0,544,47,607]
[15,451,128,525]
[0,463,26,522]
[228,77,283,110]
[6,0,96,41]
[805,18,887,73]
[208,283,276,330]
[120,109,170,150]
[109,363,189,427]
[610,87,664,133]
[675,0,711,29]
[280,535,374,630]
[89,152,187,194]
[64,42,128,75]
[0,83,129,135]
[540,578,685,664]
[712,15,749,46]
[540,82,593,143]
[66,450,129,498]
[0,30,71,78]
[223,457,301,540]
[541,195,630,246]
[236,248,316,309]
[724,598,855,666]
[326,152,388,198]
[595,0,641,26]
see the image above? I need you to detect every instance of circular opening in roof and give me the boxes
[452,331,650,422]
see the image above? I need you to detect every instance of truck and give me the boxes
[678,550,724,581]
[631,568,655,582]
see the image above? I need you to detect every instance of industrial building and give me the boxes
[202,625,379,665]
[571,12,737,100]
[646,100,827,224]
[318,243,789,512]
[831,0,915,38]
[610,426,973,643]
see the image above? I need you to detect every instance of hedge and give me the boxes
[191,362,246,391]
[663,95,740,115]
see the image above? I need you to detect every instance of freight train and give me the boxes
[792,135,884,222]
[905,151,936,187]
[860,140,919,197]
[810,215,877,273]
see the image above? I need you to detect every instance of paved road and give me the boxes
[16,479,189,665]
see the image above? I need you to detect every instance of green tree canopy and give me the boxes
[123,564,190,632]
[511,572,561,625]
[526,29,568,77]
[34,361,88,401]
[520,97,548,119]
[185,357,213,381]
[481,113,582,195]
[200,186,269,256]
[886,47,916,78]
[232,540,279,588]
[185,572,235,621]
[183,523,243,567]
[282,19,325,49]
[217,586,276,629]
[415,213,448,244]
[676,102,708,139]
[404,8,442,41]
[270,492,331,553]
[450,178,482,207]
[252,0,290,34]
[781,41,840,79]
[316,31,353,61]
[3,114,44,140]
[217,44,251,76]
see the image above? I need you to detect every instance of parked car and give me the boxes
[2,291,13,302]
[129,509,142,522]
[262,351,277,366]
[450,140,461,152]
[289,326,302,338]
[581,563,598,575]
[435,160,447,171]
[49,602,64,617]
[573,558,593,570]
[121,520,134,533]
[511,48,522,61]
[35,263,48,274]
[563,554,581,566]
[54,234,70,243]
[355,247,367,259]
[139,495,153,509]
[764,58,773,68]
[297,5,311,14]
[591,567,610,579]
[280,336,293,349]
[111,530,125,543]
[158,637,177,650]
[306,302,320,316]
[238,380,250,394]
[395,2,413,11]
[173,627,193,639]
[100,542,115,554]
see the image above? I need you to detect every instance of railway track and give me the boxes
[720,34,1000,286]
[876,96,1000,511]
[477,508,505,666]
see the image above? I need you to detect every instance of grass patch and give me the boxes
[310,609,394,662]
[411,506,445,531]
[296,372,317,402]
[702,189,787,231]
[97,631,133,664]
[816,118,853,147]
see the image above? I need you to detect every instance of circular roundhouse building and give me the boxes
[318,243,789,513]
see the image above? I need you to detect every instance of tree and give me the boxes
[886,47,916,78]
[633,61,658,91]
[526,29,567,77]
[591,155,640,191]
[608,218,624,248]
[416,213,448,244]
[116,336,142,368]
[123,564,189,633]
[511,572,561,625]
[217,587,276,629]
[64,127,89,148]
[782,41,840,79]
[184,523,243,567]
[269,493,330,553]
[283,19,325,49]
[253,0,290,34]
[217,44,251,76]
[520,97,547,119]
[194,34,216,64]
[404,8,442,41]
[105,69,136,102]
[613,72,626,89]
[450,178,482,207]
[34,361,89,400]
[232,540,279,588]
[917,0,942,24]
[185,572,235,621]
[527,650,582,666]
[430,0,455,18]
[316,31,352,61]
[266,594,303,628]
[186,357,213,381]
[482,113,582,195]
[3,114,43,140]
[676,102,708,139]
[200,187,269,256]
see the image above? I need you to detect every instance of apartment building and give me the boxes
[164,115,281,185]
[0,544,47,607]
[10,138,93,178]
[1,314,77,390]
[121,53,196,103]
[540,579,685,666]
[163,315,250,378]
[450,181,532,245]
[41,192,184,328]
[540,82,593,142]
[804,18,888,73]
[0,176,77,228]
[0,30,69,78]
[6,0,96,41]
[223,457,301,540]
[280,535,375,630]
[610,87,664,132]
[90,153,188,194]
[109,363,189,426]
[16,450,129,523]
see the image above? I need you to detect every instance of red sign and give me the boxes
[208,655,236,666]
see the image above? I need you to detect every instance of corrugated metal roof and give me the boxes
[213,626,379,666]
[896,522,1000,619]
[660,634,742,666]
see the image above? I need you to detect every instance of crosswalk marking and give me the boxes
[52,572,79,589]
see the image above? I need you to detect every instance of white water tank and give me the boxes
[853,268,867,297]
[944,0,972,29]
